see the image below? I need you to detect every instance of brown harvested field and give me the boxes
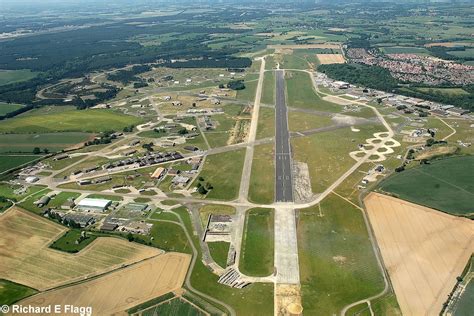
[268,44,341,50]
[16,253,191,315]
[0,207,161,290]
[365,193,474,316]
[316,54,345,64]
[424,42,474,48]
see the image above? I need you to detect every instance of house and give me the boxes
[76,198,111,212]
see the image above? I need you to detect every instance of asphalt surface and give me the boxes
[275,70,294,202]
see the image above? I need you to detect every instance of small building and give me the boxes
[77,179,92,186]
[76,198,111,212]
[25,176,39,184]
[61,199,76,210]
[162,96,172,101]
[446,107,469,116]
[63,213,95,228]
[151,167,166,179]
[122,149,137,156]
[172,175,190,186]
[53,154,69,161]
[183,145,199,152]
[120,221,152,235]
[168,169,180,176]
[83,166,99,173]
[94,176,112,184]
[100,222,118,232]
[129,139,141,147]
[172,101,183,106]
[35,195,51,207]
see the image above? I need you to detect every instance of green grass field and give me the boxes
[0,102,23,116]
[208,242,230,268]
[378,156,474,216]
[0,155,42,173]
[286,71,344,112]
[236,74,258,102]
[292,124,384,193]
[288,111,333,132]
[0,69,38,86]
[261,71,275,105]
[50,230,100,253]
[239,208,274,277]
[0,132,92,153]
[249,144,274,204]
[0,108,143,133]
[193,149,246,200]
[454,282,474,316]
[256,107,275,139]
[381,46,430,55]
[0,279,37,305]
[297,193,385,315]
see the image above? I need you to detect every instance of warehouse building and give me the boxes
[76,198,111,212]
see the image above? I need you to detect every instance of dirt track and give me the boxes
[15,253,191,315]
[365,193,474,316]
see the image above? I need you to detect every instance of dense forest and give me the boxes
[318,63,474,110]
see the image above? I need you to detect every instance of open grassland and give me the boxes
[288,111,333,132]
[256,107,275,139]
[0,132,92,154]
[453,282,474,316]
[0,69,37,86]
[236,74,259,102]
[292,124,384,193]
[0,279,37,305]
[0,108,143,133]
[249,144,275,204]
[0,155,41,173]
[0,208,160,290]
[147,221,192,254]
[378,156,474,216]
[286,71,344,112]
[193,149,245,201]
[278,49,321,70]
[169,208,274,316]
[0,102,23,116]
[261,71,275,105]
[239,208,274,277]
[297,193,385,315]
[18,253,190,315]
[208,242,230,268]
[365,193,474,316]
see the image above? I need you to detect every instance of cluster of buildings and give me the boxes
[347,48,474,86]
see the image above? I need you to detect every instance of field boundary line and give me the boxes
[331,191,363,211]
[437,117,456,141]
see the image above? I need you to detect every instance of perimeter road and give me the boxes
[274,70,294,202]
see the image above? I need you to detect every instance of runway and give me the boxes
[275,70,294,202]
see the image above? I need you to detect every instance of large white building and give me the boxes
[76,198,111,212]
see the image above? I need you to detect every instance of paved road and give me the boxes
[274,70,294,202]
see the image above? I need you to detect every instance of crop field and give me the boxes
[0,132,92,153]
[380,46,430,55]
[0,155,41,173]
[297,193,385,315]
[378,156,474,216]
[0,108,143,133]
[141,297,206,316]
[239,208,274,277]
[316,54,345,64]
[0,69,37,86]
[292,124,385,193]
[365,193,474,316]
[0,102,23,116]
[285,71,344,112]
[249,144,274,204]
[0,207,160,290]
[18,253,190,315]
[192,149,245,200]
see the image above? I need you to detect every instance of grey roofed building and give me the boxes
[63,213,95,228]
